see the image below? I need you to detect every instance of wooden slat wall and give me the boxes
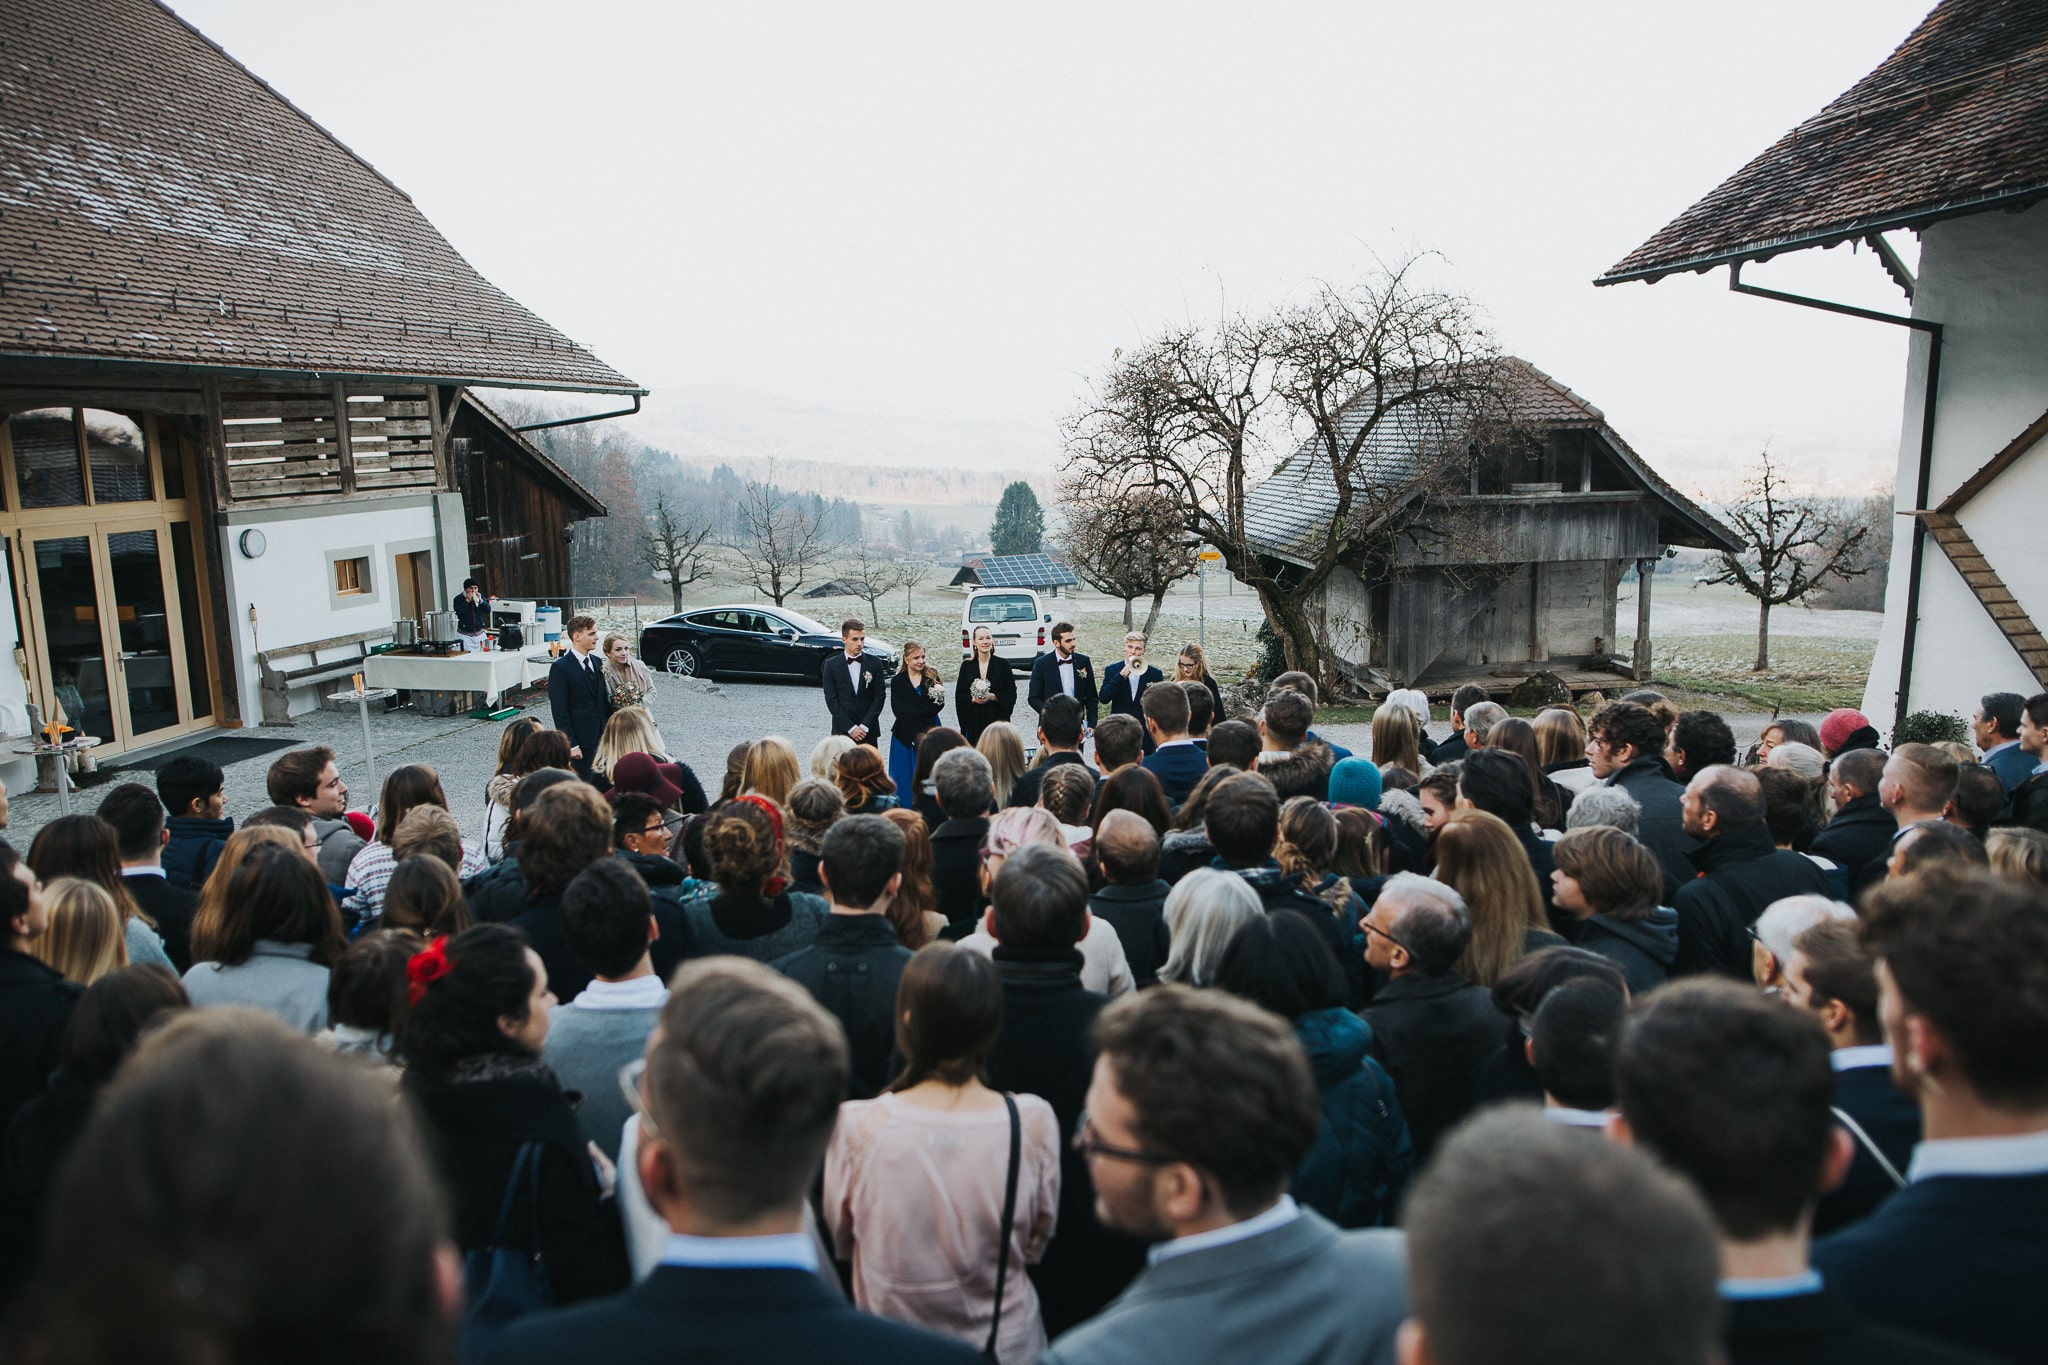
[446,408,578,602]
[216,383,441,501]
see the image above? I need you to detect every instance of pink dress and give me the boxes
[824,1092,1061,1364]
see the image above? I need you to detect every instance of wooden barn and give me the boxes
[1244,359,1741,695]
[448,396,607,603]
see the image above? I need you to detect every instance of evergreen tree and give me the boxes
[989,481,1045,556]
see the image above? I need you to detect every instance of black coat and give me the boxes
[888,671,947,749]
[1360,970,1506,1165]
[402,1058,629,1306]
[1994,767,2048,833]
[0,951,80,1141]
[548,651,614,772]
[928,816,990,933]
[953,653,1018,745]
[1603,756,1697,898]
[1027,650,1098,727]
[1088,880,1172,987]
[467,857,532,924]
[1672,822,1832,979]
[773,915,912,1101]
[983,945,1145,1337]
[1809,794,1897,897]
[1814,1060,1921,1236]
[1101,661,1163,752]
[124,871,199,973]
[162,814,233,891]
[510,876,693,1004]
[1230,862,1365,1007]
[1722,1288,1996,1365]
[1157,828,1215,884]
[1007,751,1097,810]
[1571,909,1680,995]
[483,1264,980,1365]
[822,652,889,739]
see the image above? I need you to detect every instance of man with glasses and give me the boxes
[1043,986,1405,1365]
[1357,874,1506,1165]
[612,792,690,901]
[490,959,978,1365]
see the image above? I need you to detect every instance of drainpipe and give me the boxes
[513,394,643,432]
[1726,261,1942,740]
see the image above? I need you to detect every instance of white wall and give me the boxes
[222,499,439,718]
[1862,205,2048,732]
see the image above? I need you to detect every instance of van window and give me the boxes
[969,594,1037,625]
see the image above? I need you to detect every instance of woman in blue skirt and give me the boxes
[888,641,946,800]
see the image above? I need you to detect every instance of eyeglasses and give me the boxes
[1359,916,1410,955]
[618,1057,656,1136]
[1072,1111,1171,1165]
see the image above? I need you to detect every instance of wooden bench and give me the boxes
[256,627,393,725]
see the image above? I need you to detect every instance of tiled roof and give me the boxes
[1243,357,1738,562]
[0,0,640,393]
[1600,0,2048,284]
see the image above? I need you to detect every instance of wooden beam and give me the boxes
[1633,557,1654,682]
[192,386,243,725]
[1938,404,2048,514]
[331,380,358,494]
[427,384,453,491]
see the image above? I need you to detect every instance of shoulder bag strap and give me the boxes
[984,1092,1022,1361]
[1831,1106,1908,1189]
[492,1142,539,1247]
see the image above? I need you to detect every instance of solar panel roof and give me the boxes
[968,554,1078,588]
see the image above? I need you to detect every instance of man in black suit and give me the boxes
[1614,978,1988,1365]
[1810,749,1893,896]
[1101,632,1162,753]
[487,959,976,1365]
[1007,695,1097,810]
[547,614,613,781]
[820,618,887,742]
[1812,870,2048,1363]
[98,782,200,972]
[928,748,994,936]
[1781,919,1920,1234]
[1430,683,1490,764]
[1027,621,1097,729]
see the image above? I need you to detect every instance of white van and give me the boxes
[960,589,1052,667]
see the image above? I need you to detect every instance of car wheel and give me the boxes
[665,646,708,679]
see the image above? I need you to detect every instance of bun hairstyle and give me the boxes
[703,798,787,895]
[399,924,539,1075]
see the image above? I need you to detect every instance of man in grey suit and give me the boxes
[1043,986,1406,1365]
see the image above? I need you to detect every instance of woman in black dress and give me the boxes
[1175,643,1226,720]
[954,625,1018,745]
[888,641,948,799]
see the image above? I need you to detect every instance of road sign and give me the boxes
[1198,549,1222,562]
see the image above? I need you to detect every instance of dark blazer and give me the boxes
[1360,970,1507,1164]
[821,651,889,739]
[1994,767,2048,833]
[1604,756,1697,897]
[983,944,1145,1337]
[1810,793,1897,896]
[773,915,912,1101]
[0,951,81,1140]
[1007,751,1097,810]
[484,1263,979,1365]
[1088,880,1172,987]
[549,650,613,770]
[1028,650,1098,726]
[888,670,946,749]
[1672,822,1832,978]
[1982,742,2035,794]
[124,870,199,973]
[1101,660,1162,724]
[1722,1287,1997,1365]
[1140,742,1208,808]
[929,816,991,933]
[1814,1060,1921,1235]
[1815,1170,2048,1364]
[953,653,1018,745]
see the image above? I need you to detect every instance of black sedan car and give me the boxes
[639,604,899,684]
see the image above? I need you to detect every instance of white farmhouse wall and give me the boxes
[221,498,439,719]
[1863,205,2048,731]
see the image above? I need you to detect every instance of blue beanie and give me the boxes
[1329,757,1382,809]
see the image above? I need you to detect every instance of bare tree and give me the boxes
[729,468,833,606]
[1057,483,1198,635]
[834,540,910,622]
[892,554,934,615]
[643,488,718,613]
[1701,449,1875,670]
[1061,259,1509,682]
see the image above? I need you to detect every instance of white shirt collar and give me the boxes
[1720,1270,1824,1300]
[1156,737,1196,749]
[1146,1195,1299,1267]
[570,975,669,1011]
[1982,738,2019,759]
[1544,1107,1613,1128]
[658,1231,817,1272]
[122,865,167,879]
[1908,1129,2048,1182]
[1830,1044,1893,1072]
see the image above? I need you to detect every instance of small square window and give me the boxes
[335,557,368,596]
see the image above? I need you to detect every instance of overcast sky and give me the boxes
[172,0,1935,497]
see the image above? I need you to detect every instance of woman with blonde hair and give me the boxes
[956,807,1136,996]
[1986,827,2048,889]
[1533,707,1595,794]
[1036,763,1097,855]
[591,704,669,782]
[889,641,947,802]
[835,744,899,814]
[1174,643,1224,719]
[955,625,1018,745]
[880,807,945,946]
[1157,869,1262,987]
[33,878,128,985]
[976,722,1027,809]
[738,735,802,807]
[598,631,658,710]
[28,814,165,971]
[1370,703,1422,778]
[1431,809,1563,988]
[810,733,855,781]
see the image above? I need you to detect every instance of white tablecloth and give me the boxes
[364,651,551,705]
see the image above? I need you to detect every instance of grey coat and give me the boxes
[1041,1210,1405,1365]
[312,816,366,888]
[182,941,330,1033]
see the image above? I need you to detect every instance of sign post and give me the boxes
[1196,549,1223,648]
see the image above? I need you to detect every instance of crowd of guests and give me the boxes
[1,658,2045,1364]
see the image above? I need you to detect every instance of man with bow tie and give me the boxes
[822,618,889,741]
[1028,621,1098,733]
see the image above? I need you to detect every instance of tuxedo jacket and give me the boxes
[821,652,889,738]
[548,651,613,762]
[1028,651,1098,726]
[484,1263,980,1365]
[1101,661,1162,721]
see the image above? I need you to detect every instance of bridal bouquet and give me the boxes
[970,678,994,703]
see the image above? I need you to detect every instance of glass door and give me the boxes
[27,534,117,743]
[104,527,183,742]
[25,523,193,752]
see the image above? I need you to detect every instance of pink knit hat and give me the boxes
[1819,708,1871,755]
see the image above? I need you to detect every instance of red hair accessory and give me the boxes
[406,937,453,1006]
[733,795,790,895]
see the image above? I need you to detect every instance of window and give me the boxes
[335,557,368,596]
[969,593,1038,624]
